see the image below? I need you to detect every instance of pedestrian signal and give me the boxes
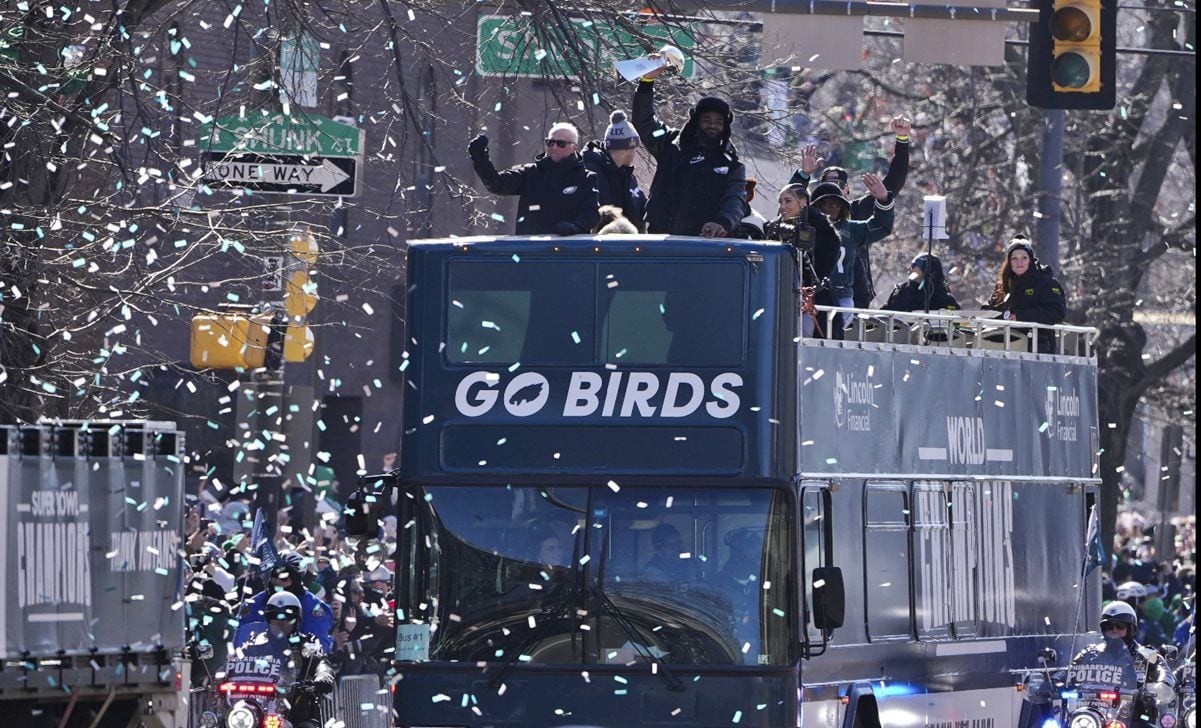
[1026,0,1115,110]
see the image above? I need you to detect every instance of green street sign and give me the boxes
[200,112,363,158]
[476,14,698,79]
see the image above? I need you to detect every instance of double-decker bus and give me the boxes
[378,235,1101,728]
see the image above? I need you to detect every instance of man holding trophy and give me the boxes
[631,48,747,238]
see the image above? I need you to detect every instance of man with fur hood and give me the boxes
[632,66,746,237]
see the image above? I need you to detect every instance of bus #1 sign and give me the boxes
[454,371,743,419]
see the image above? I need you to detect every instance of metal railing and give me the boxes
[809,306,1099,358]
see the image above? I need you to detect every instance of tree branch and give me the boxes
[1129,334,1197,405]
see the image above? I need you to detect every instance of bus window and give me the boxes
[598,262,746,366]
[800,484,830,643]
[864,483,912,641]
[447,260,595,364]
[411,485,795,667]
[913,482,952,640]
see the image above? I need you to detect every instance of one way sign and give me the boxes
[198,113,363,197]
[201,153,356,196]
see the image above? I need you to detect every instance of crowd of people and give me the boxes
[467,59,1068,343]
[1102,515,1196,654]
[182,480,399,695]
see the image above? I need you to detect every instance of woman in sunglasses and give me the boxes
[467,122,600,236]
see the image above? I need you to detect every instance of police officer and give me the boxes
[235,551,334,651]
[237,591,335,728]
[1070,601,1175,726]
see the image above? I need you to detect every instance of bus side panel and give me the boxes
[802,479,1096,703]
[394,667,800,728]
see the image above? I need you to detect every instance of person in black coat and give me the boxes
[883,253,960,312]
[986,235,1067,352]
[467,122,599,235]
[789,116,912,308]
[632,64,746,237]
[581,110,647,231]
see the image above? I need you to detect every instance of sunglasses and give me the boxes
[1101,622,1128,631]
[545,138,574,148]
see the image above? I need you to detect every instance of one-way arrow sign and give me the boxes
[200,153,357,196]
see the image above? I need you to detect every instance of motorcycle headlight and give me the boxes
[1147,681,1178,706]
[1183,707,1195,728]
[1068,711,1104,728]
[226,704,257,728]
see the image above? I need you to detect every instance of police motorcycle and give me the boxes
[194,592,333,728]
[1020,601,1178,728]
[1176,652,1195,728]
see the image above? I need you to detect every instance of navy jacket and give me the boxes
[581,141,647,231]
[472,151,599,235]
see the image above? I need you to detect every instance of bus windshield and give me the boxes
[405,485,794,667]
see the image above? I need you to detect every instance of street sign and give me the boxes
[476,14,698,79]
[201,154,355,195]
[198,112,363,196]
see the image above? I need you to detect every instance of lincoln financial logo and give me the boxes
[454,370,743,419]
[834,368,874,431]
[1045,385,1081,441]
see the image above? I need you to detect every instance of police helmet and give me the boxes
[265,590,302,622]
[1100,600,1139,632]
[1115,581,1147,601]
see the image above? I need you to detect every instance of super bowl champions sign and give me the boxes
[0,432,185,658]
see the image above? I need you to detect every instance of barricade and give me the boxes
[332,673,392,728]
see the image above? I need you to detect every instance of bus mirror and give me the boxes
[812,566,845,630]
[344,472,399,538]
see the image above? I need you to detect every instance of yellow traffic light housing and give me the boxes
[1049,0,1101,92]
[1026,0,1115,110]
[190,314,271,369]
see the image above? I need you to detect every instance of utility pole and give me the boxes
[1037,109,1064,270]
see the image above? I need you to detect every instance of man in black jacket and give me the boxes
[581,110,647,231]
[632,67,746,237]
[883,253,960,312]
[467,122,599,235]
[790,116,912,308]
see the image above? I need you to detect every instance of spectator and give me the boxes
[581,110,647,231]
[810,176,895,336]
[632,63,746,237]
[883,253,960,312]
[734,179,768,239]
[467,122,599,235]
[789,116,912,309]
[985,234,1067,353]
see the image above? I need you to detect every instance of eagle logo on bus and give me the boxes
[454,371,743,419]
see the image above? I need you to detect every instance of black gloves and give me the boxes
[468,134,489,159]
[554,222,579,236]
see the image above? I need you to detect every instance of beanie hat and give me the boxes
[693,96,733,125]
[1005,234,1036,263]
[604,110,640,150]
[810,182,850,212]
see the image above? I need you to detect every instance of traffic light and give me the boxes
[1027,0,1115,110]
[190,313,271,369]
[282,229,319,363]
